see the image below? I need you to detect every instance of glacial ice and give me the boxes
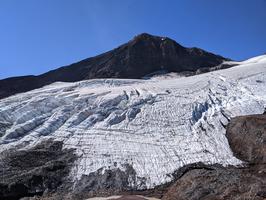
[0,55,266,188]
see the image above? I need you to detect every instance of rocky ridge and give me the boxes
[0,33,229,99]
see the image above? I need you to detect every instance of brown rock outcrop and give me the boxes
[226,114,266,164]
[162,164,266,200]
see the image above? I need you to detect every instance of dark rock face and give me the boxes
[162,164,266,200]
[226,114,266,164]
[0,140,76,200]
[70,165,147,199]
[0,33,229,99]
[0,139,154,200]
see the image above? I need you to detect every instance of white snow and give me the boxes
[0,55,266,189]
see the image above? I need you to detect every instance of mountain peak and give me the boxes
[134,32,154,39]
[132,33,174,44]
[0,33,229,99]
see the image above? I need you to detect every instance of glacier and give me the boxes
[0,55,266,189]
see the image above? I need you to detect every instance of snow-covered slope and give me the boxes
[0,55,266,189]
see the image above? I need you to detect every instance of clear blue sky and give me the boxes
[0,0,266,79]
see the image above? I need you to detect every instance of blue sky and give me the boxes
[0,0,265,79]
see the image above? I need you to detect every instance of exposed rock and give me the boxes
[162,164,266,200]
[0,140,164,200]
[0,140,76,200]
[0,33,229,99]
[226,114,266,164]
[70,164,147,199]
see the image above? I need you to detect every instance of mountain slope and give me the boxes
[0,33,229,99]
[0,55,265,199]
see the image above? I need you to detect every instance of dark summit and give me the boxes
[0,33,229,99]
